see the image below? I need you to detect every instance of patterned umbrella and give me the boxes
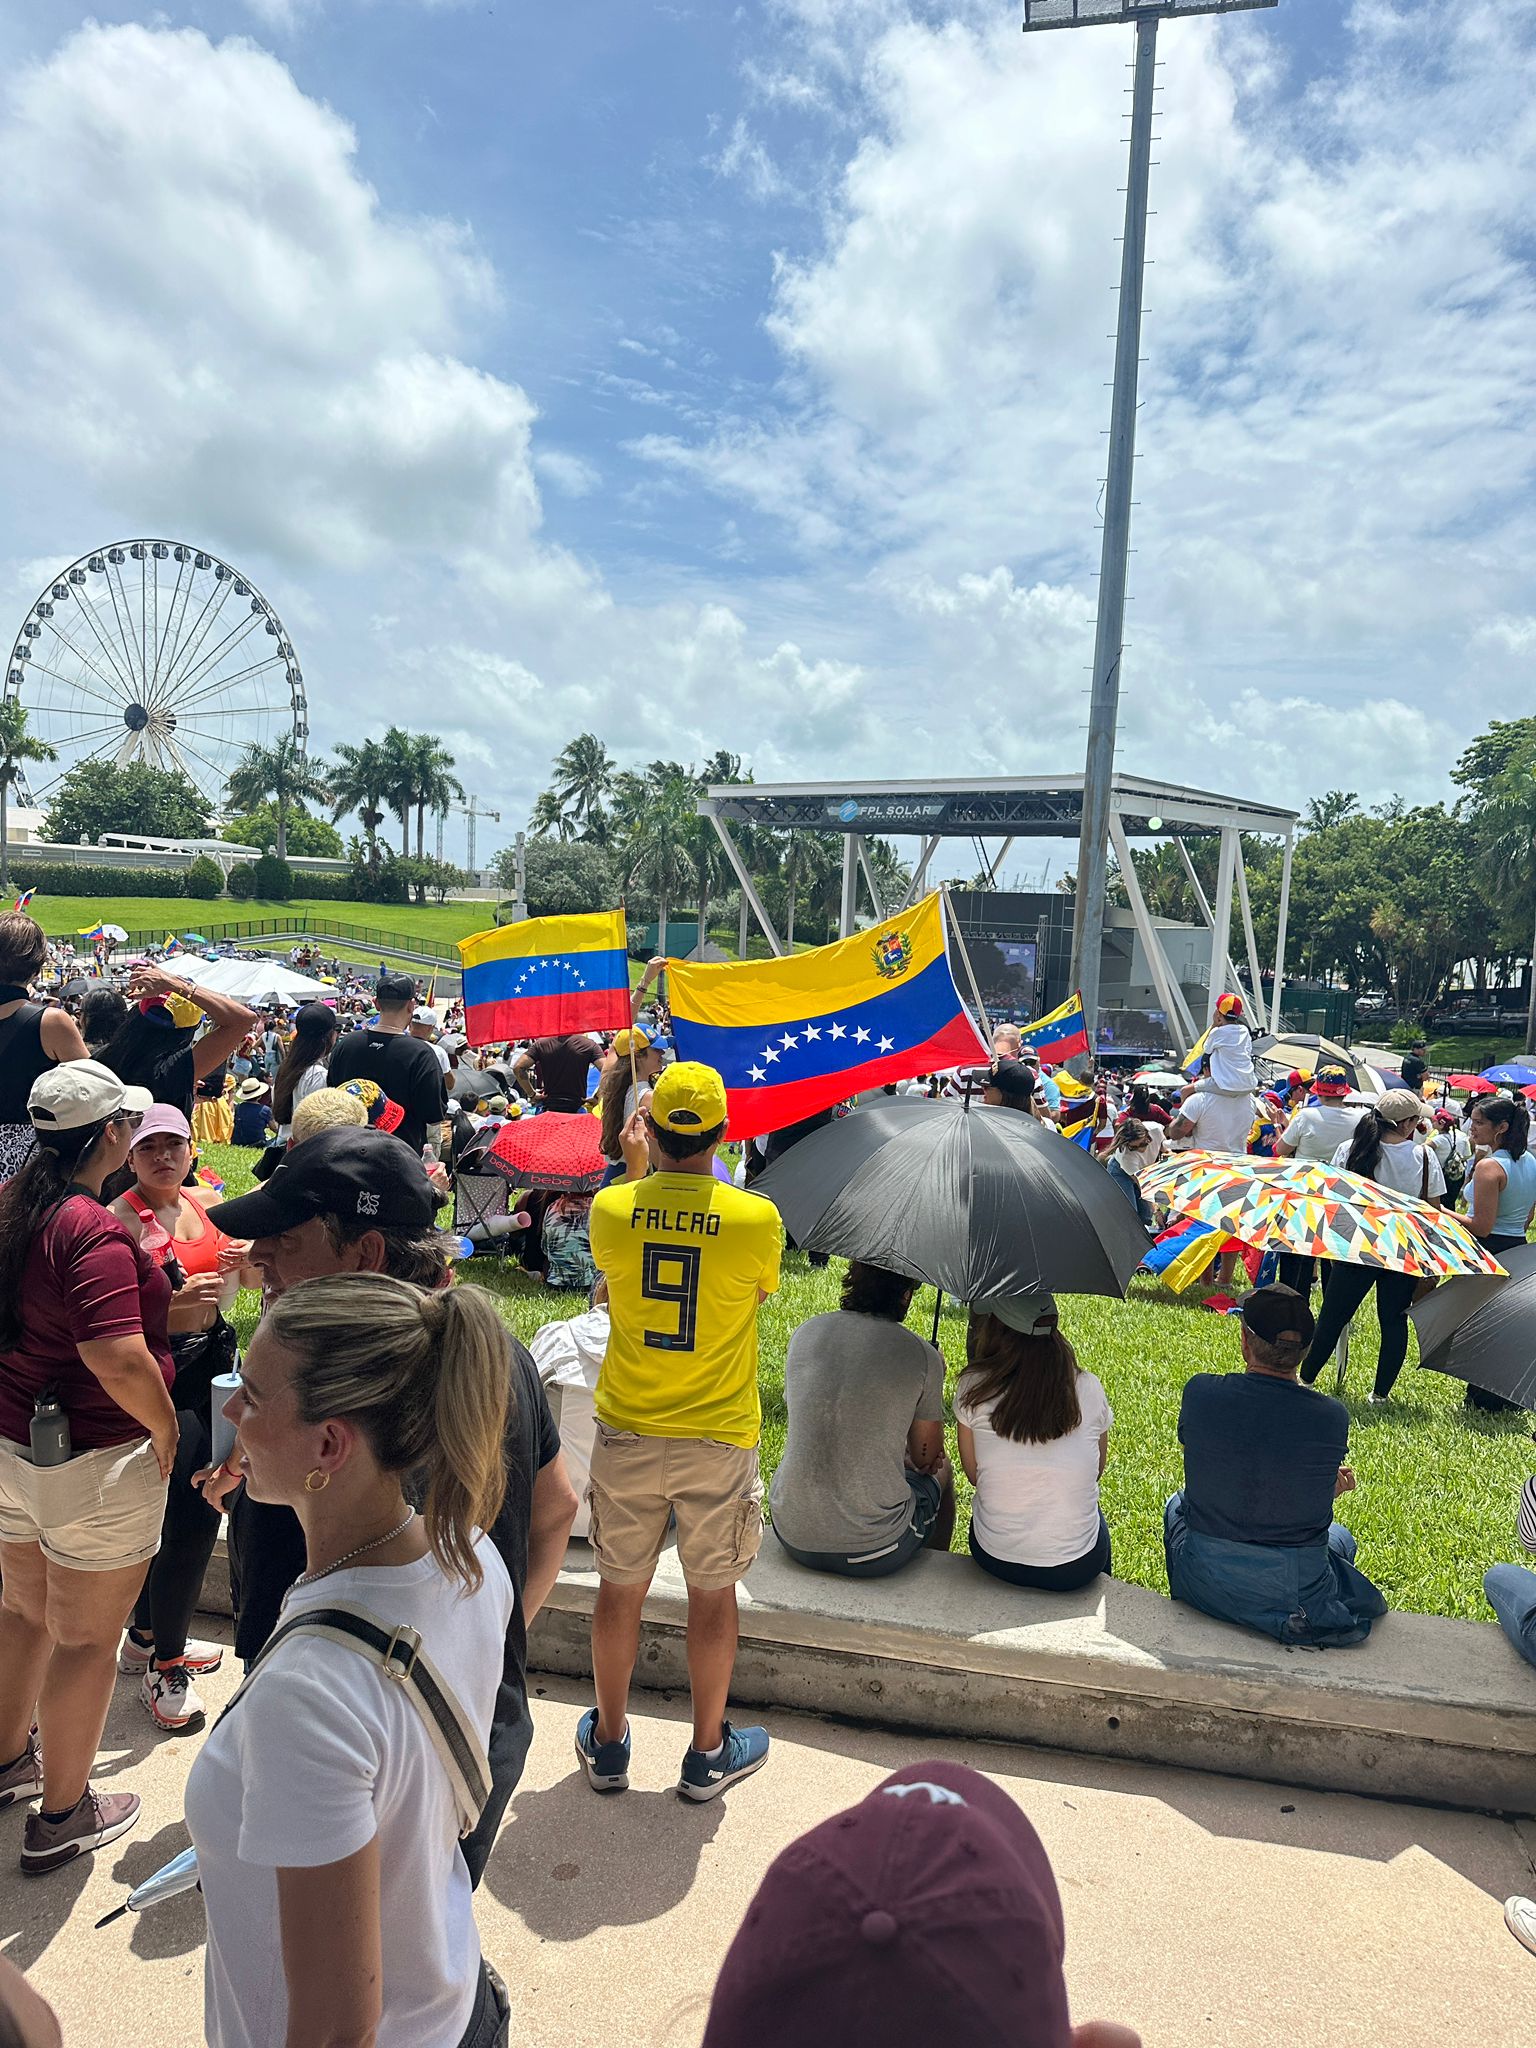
[484,1110,604,1193]
[1139,1150,1505,1280]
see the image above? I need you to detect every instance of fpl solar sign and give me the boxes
[1022,1,1276,26]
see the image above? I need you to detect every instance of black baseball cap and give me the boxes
[207,1127,439,1239]
[983,1059,1035,1104]
[1240,1283,1315,1348]
[375,969,418,1005]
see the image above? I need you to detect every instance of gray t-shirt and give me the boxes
[768,1311,945,1557]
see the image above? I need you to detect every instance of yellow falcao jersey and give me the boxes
[589,1172,784,1448]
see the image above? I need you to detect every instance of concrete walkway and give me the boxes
[4,1635,1534,2047]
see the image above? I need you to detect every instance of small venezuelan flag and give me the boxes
[1020,991,1090,1066]
[77,922,108,943]
[457,910,631,1047]
[667,893,988,1142]
[13,887,35,912]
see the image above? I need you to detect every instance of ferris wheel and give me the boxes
[5,539,309,810]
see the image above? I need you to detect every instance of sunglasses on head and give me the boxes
[111,1109,145,1130]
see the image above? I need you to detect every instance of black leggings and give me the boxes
[131,1410,221,1662]
[1300,1265,1418,1397]
[969,1515,1111,1591]
[227,1491,309,1667]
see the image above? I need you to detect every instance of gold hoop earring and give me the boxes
[304,1468,330,1493]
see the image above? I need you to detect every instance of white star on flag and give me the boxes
[763,1047,780,1063]
[878,1035,894,1052]
[854,1027,871,1044]
[803,1024,821,1041]
[749,1064,766,1081]
[780,1032,799,1049]
[829,1022,846,1039]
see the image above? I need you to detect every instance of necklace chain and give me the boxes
[295,1507,417,1587]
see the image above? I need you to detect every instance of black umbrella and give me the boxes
[751,1095,1150,1305]
[1409,1241,1536,1410]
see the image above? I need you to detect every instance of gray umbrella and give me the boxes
[1409,1241,1536,1410]
[751,1095,1150,1303]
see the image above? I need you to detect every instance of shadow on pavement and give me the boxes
[110,1821,206,1961]
[482,1742,728,1938]
[0,1837,92,1971]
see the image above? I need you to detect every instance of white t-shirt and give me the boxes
[1111,1125,1163,1178]
[1204,1021,1258,1093]
[1173,1087,1254,1155]
[185,1539,513,2048]
[1330,1136,1445,1201]
[955,1369,1112,1567]
[1281,1101,1363,1163]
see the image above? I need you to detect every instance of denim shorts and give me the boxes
[774,1468,943,1580]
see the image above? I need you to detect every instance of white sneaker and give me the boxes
[141,1664,207,1734]
[1505,1897,1536,1956]
[120,1633,223,1677]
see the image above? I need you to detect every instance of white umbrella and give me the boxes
[177,956,333,1004]
[100,923,129,943]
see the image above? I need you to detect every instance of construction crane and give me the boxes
[443,793,501,874]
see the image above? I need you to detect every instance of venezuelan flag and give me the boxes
[77,922,108,942]
[667,893,988,1142]
[13,887,35,912]
[1020,991,1090,1066]
[457,910,631,1047]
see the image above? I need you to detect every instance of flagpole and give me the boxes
[942,885,993,1044]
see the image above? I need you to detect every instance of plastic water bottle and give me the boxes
[210,1373,243,1468]
[30,1391,71,1468]
[465,1213,531,1247]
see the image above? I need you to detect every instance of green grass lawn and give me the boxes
[202,1141,1534,1627]
[32,895,501,946]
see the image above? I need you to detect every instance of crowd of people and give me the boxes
[1,905,1534,2043]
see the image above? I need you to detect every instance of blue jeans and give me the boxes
[1106,1159,1153,1228]
[1484,1563,1536,1671]
[1164,1491,1387,1647]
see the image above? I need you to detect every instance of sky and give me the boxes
[1,0,1533,879]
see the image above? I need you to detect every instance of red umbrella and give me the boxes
[485,1111,605,1193]
[1445,1073,1494,1093]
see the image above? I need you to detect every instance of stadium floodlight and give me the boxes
[1021,0,1278,1058]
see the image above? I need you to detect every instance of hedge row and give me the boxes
[9,863,190,899]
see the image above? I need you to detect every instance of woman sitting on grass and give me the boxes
[955,1293,1113,1592]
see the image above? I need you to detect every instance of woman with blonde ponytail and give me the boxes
[186,1273,515,2048]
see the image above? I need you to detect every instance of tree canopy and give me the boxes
[44,759,209,846]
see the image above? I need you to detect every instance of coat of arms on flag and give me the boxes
[872,926,915,981]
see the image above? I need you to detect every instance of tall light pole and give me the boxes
[1021,1,1278,1057]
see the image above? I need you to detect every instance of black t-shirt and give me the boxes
[326,1029,448,1152]
[1178,1372,1349,1548]
[485,1339,562,1772]
[528,1034,599,1111]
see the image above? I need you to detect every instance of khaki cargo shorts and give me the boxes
[587,1423,764,1591]
[0,1435,167,1572]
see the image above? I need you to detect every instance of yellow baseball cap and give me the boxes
[164,992,203,1029]
[649,1060,727,1135]
[613,1026,651,1059]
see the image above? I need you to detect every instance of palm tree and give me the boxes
[328,738,391,868]
[409,734,462,860]
[224,734,330,862]
[1304,791,1361,832]
[379,726,419,858]
[549,733,616,841]
[528,789,574,841]
[0,699,55,893]
[622,764,697,951]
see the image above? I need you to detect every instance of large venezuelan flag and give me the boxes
[1019,991,1090,1065]
[667,893,988,1142]
[457,910,631,1046]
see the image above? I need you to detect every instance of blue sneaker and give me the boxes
[574,1708,631,1793]
[677,1721,770,1802]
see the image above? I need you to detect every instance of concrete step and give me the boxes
[528,1540,1536,1816]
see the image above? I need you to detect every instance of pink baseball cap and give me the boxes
[701,1762,1073,2048]
[130,1103,192,1148]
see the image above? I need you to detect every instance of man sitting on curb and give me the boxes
[769,1261,955,1578]
[577,1061,783,1802]
[1164,1285,1387,1647]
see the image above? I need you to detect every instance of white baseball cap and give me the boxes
[28,1059,153,1132]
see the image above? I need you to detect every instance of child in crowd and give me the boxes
[1189,993,1258,1098]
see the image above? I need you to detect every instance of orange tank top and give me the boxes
[123,1188,229,1277]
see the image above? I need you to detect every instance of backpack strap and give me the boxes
[216,1602,492,1838]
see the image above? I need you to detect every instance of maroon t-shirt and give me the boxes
[0,1195,175,1451]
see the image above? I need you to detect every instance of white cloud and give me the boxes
[535,449,602,499]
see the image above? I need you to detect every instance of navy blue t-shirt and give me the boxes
[1177,1372,1349,1548]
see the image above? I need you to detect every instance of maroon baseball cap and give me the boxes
[701,1762,1073,2048]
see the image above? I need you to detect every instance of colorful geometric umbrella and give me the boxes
[1139,1149,1506,1281]
[485,1110,604,1193]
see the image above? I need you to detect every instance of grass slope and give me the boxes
[203,1141,1532,1626]
[33,895,499,946]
